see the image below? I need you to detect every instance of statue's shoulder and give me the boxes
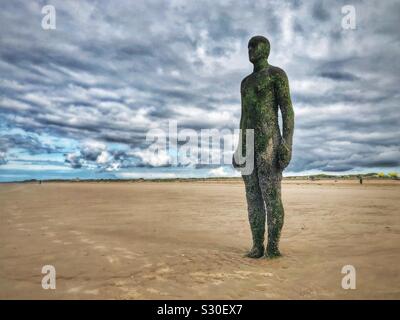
[268,65,288,79]
[240,74,252,90]
[241,74,252,84]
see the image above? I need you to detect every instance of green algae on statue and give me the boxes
[233,36,295,259]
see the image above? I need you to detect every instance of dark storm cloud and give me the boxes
[0,0,399,174]
[311,2,330,21]
[318,71,359,81]
[0,134,58,155]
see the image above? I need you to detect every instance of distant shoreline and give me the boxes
[1,173,398,184]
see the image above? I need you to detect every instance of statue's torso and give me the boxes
[241,66,281,152]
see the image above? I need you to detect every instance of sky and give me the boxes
[0,0,399,181]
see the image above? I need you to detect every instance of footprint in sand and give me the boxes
[80,238,95,245]
[155,267,172,274]
[190,270,274,283]
[69,230,83,236]
[67,286,84,294]
[67,231,141,264]
[67,286,99,296]
[119,286,142,299]
[106,255,120,264]
[113,247,141,259]
[94,245,107,251]
[83,289,99,295]
[122,255,135,260]
[146,288,166,295]
[45,231,56,237]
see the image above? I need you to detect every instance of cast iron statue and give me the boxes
[233,36,295,259]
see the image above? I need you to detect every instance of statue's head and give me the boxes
[248,35,270,64]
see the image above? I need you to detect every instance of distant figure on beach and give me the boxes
[359,176,363,184]
[233,36,294,259]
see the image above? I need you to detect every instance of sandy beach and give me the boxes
[0,180,399,299]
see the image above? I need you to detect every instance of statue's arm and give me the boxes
[239,80,245,130]
[275,70,295,168]
[233,80,246,168]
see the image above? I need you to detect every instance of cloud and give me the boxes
[209,166,229,177]
[64,140,178,170]
[80,141,106,162]
[131,148,172,167]
[64,141,128,171]
[318,71,359,81]
[0,152,7,165]
[65,152,83,169]
[0,134,57,154]
[1,0,399,179]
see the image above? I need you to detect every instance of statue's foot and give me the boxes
[244,245,264,259]
[265,247,282,259]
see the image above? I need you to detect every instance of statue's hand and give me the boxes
[278,140,292,170]
[232,153,239,168]
[232,152,244,169]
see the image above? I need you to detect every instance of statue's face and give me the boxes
[248,41,260,63]
[248,38,269,63]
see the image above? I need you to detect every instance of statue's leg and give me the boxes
[242,170,266,258]
[265,178,284,258]
[258,163,284,258]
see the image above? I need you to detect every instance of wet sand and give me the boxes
[0,180,399,299]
